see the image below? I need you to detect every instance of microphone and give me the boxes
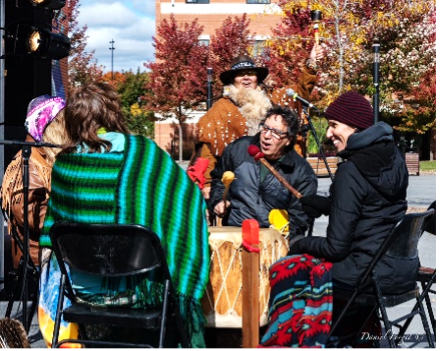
[286,88,318,110]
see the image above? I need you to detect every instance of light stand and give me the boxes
[0,139,60,331]
[301,106,335,182]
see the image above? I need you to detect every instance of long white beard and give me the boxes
[224,85,272,135]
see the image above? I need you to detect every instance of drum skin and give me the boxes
[202,227,288,328]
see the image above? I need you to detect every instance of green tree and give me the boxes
[101,70,154,138]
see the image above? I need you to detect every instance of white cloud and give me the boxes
[76,0,155,73]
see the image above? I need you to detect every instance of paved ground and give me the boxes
[0,175,436,348]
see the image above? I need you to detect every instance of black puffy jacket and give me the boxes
[209,135,317,239]
[291,122,412,293]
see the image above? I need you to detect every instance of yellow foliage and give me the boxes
[131,103,142,117]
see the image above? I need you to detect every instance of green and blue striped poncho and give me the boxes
[39,133,210,347]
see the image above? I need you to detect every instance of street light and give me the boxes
[19,0,66,10]
[26,27,70,59]
[4,0,71,60]
[109,39,115,80]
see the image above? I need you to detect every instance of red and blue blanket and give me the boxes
[260,254,333,348]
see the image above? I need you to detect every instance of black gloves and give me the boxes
[300,195,331,218]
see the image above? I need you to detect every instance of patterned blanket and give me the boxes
[260,254,333,348]
[38,134,210,347]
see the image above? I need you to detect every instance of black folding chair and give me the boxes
[400,201,436,338]
[49,221,191,348]
[327,209,435,348]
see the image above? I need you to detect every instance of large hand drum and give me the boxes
[202,227,288,328]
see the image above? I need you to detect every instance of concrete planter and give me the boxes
[306,156,339,177]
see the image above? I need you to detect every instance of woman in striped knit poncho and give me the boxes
[38,82,210,347]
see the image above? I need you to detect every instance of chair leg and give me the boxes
[5,269,22,318]
[51,274,67,348]
[415,294,435,348]
[372,273,397,348]
[158,279,170,348]
[422,280,436,337]
[398,278,436,340]
[25,277,39,333]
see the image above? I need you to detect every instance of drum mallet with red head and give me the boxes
[248,145,303,199]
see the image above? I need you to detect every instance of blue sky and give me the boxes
[76,0,156,73]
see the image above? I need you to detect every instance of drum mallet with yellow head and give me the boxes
[221,171,235,204]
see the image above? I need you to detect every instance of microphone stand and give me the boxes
[301,106,335,182]
[0,139,60,331]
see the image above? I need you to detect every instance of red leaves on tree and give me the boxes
[259,5,312,88]
[208,14,254,96]
[144,15,208,121]
[143,14,254,120]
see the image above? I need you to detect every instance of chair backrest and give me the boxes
[387,209,435,259]
[423,201,436,235]
[49,221,169,278]
[357,208,434,288]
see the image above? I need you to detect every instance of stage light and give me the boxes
[25,27,70,60]
[27,0,66,10]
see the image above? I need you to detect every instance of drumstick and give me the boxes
[221,171,235,203]
[248,145,303,199]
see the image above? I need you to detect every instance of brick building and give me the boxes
[154,0,283,159]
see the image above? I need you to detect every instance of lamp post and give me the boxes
[109,39,115,81]
[207,67,213,110]
[372,37,380,123]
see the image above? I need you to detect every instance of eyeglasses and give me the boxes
[234,70,258,77]
[259,124,288,139]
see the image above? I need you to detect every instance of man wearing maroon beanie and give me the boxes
[287,91,411,345]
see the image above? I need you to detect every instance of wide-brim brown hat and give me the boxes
[220,55,269,85]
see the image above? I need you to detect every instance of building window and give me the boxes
[247,0,270,3]
[252,40,267,56]
[186,0,210,3]
[199,39,210,46]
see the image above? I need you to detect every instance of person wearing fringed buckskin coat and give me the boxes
[187,45,324,200]
[1,95,67,269]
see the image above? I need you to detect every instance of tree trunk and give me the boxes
[177,122,183,162]
[177,105,184,162]
[335,13,344,92]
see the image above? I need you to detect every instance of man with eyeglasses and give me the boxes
[209,105,317,246]
[188,45,324,203]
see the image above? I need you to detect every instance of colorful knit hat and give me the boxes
[324,91,374,130]
[25,95,65,141]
